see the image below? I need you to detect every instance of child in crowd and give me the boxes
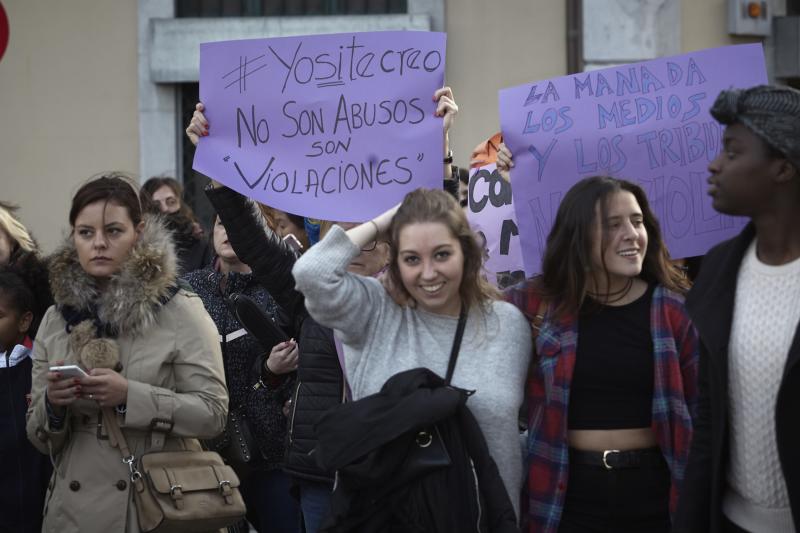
[0,270,50,533]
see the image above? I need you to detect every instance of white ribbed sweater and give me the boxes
[723,240,800,533]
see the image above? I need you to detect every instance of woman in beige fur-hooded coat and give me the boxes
[26,174,228,533]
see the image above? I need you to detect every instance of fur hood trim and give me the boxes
[48,215,178,336]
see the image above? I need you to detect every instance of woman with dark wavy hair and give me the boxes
[497,168,698,532]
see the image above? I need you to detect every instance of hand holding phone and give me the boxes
[47,362,84,409]
[49,364,89,379]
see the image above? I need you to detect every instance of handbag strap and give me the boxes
[103,407,144,483]
[444,305,468,386]
[103,408,131,456]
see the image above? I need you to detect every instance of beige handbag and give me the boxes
[104,410,247,533]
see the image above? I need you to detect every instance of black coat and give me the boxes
[205,185,344,484]
[673,224,800,532]
[314,367,519,533]
[176,235,212,276]
[0,350,51,533]
[164,213,213,277]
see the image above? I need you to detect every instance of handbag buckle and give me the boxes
[218,480,234,504]
[122,455,142,481]
[170,484,183,497]
[415,431,433,448]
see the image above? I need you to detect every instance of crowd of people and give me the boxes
[1,82,799,533]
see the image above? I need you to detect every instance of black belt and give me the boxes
[569,447,664,470]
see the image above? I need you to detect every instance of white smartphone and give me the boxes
[49,365,89,379]
[282,233,304,254]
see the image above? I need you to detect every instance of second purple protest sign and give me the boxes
[466,164,528,289]
[194,31,446,221]
[500,44,767,274]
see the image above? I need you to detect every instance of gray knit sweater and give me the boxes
[293,225,531,515]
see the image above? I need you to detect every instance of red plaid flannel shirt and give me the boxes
[505,281,699,533]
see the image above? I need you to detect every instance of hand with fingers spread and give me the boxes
[79,368,129,407]
[496,142,514,183]
[186,102,209,146]
[46,360,81,415]
[266,339,299,375]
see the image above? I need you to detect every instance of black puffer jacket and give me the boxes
[288,318,343,483]
[183,265,295,469]
[206,185,343,484]
[0,343,51,533]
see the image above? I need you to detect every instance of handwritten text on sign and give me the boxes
[193,32,446,221]
[466,164,528,288]
[499,44,766,274]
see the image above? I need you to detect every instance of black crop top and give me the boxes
[567,284,655,430]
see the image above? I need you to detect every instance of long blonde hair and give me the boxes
[0,202,36,255]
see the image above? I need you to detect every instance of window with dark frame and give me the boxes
[179,82,217,234]
[176,0,406,17]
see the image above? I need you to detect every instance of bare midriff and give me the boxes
[568,427,657,451]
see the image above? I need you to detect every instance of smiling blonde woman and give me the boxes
[292,188,531,522]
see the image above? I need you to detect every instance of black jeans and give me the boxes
[557,451,671,533]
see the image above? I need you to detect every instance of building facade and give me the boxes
[1,0,797,251]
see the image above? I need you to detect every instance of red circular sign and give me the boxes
[0,2,8,63]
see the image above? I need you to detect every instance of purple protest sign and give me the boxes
[466,164,528,288]
[499,44,767,274]
[193,31,446,221]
